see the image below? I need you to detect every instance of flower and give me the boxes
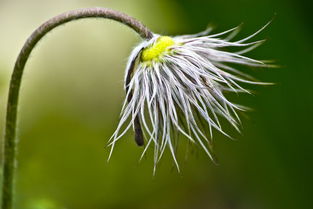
[109,22,272,171]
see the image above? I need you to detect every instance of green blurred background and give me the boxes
[0,0,312,209]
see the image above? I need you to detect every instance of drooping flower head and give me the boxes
[109,23,272,171]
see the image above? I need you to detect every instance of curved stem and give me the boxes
[1,7,152,209]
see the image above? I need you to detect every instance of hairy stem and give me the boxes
[1,7,152,209]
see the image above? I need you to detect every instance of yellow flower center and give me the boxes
[141,36,175,62]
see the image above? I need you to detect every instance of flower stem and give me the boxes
[1,7,152,209]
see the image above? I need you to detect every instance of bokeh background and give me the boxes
[0,0,312,209]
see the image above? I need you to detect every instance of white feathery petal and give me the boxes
[109,23,272,171]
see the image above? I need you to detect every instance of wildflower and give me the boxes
[109,22,272,171]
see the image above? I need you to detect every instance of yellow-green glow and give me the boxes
[141,36,175,62]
